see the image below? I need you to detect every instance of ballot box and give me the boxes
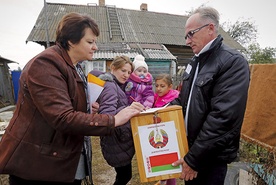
[130,105,188,183]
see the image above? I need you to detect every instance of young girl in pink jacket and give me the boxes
[153,73,179,185]
[153,74,179,108]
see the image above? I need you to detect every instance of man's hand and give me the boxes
[172,158,198,181]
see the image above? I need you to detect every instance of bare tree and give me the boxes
[222,18,275,63]
[222,18,258,47]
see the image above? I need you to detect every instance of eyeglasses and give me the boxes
[184,24,210,40]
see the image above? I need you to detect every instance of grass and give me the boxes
[239,138,275,185]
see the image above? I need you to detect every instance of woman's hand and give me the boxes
[114,102,144,127]
[91,102,99,113]
[130,102,146,110]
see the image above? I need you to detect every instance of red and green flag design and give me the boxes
[149,152,180,172]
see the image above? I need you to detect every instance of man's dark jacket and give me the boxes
[171,35,250,171]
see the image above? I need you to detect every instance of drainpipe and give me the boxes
[44,0,50,48]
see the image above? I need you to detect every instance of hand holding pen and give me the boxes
[129,96,146,110]
[130,96,149,110]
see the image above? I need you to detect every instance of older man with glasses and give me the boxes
[170,6,250,185]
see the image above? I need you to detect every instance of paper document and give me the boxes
[87,73,105,108]
[141,103,169,114]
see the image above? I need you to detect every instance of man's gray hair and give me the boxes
[193,7,220,32]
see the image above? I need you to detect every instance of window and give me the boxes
[91,61,105,71]
[83,60,106,75]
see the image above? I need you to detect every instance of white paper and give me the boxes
[185,64,192,74]
[87,82,104,108]
[141,103,169,114]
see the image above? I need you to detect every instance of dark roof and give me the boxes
[26,3,244,50]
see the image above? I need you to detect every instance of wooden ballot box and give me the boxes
[130,105,188,183]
